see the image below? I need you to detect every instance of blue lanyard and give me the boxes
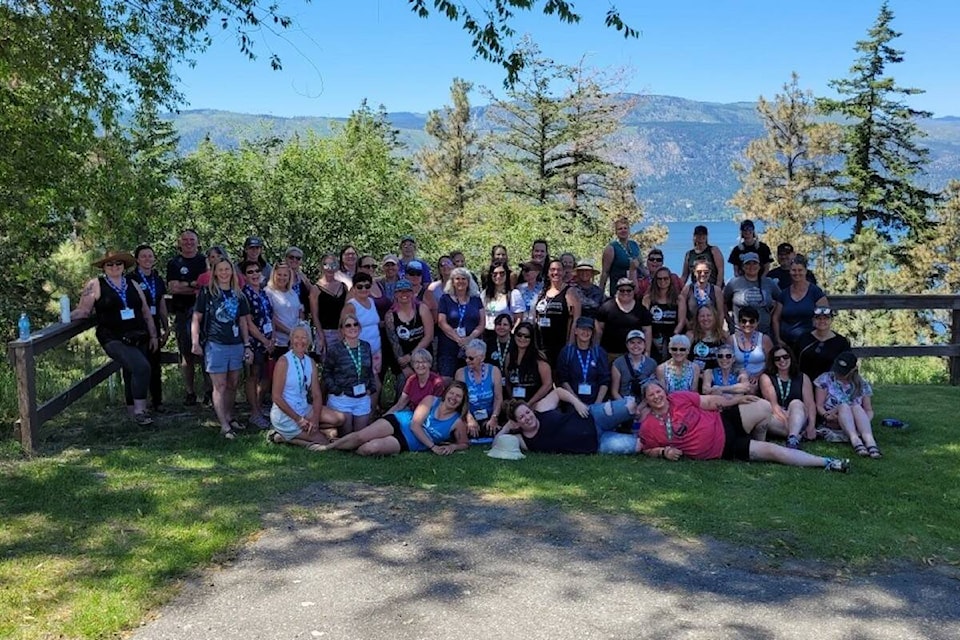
[137,270,157,304]
[576,348,594,384]
[104,276,129,308]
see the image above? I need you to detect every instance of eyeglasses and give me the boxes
[515,333,532,340]
[740,318,758,325]
[717,353,734,359]
[322,262,338,270]
[694,270,710,276]
[286,255,303,261]
[669,347,688,353]
[104,261,124,267]
[341,322,359,329]
[354,283,371,290]
[774,354,791,362]
[245,269,260,275]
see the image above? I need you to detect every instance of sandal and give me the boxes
[852,442,869,457]
[265,430,285,445]
[221,429,237,441]
[867,445,883,459]
[228,418,246,432]
[132,412,154,426]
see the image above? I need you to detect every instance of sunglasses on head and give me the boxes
[813,308,833,316]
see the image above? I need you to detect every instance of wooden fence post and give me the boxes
[10,339,39,453]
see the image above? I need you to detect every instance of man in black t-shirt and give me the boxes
[767,242,818,291]
[166,229,208,405]
[728,220,773,277]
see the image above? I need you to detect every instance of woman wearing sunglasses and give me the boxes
[316,253,347,350]
[759,345,816,449]
[341,271,383,380]
[676,259,726,334]
[728,305,773,386]
[504,321,553,405]
[643,266,681,362]
[239,259,275,429]
[455,338,504,439]
[685,305,728,374]
[265,261,303,361]
[796,307,852,381]
[701,344,750,398]
[324,313,378,434]
[71,249,158,426]
[656,334,701,393]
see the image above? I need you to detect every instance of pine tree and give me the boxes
[816,1,938,241]
[417,78,481,220]
[730,74,842,267]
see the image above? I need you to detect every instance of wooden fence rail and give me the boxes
[6,293,960,452]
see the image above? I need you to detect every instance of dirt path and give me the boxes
[131,482,960,640]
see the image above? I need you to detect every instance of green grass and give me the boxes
[1,385,958,639]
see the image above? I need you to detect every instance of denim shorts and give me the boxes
[327,393,372,417]
[204,342,244,373]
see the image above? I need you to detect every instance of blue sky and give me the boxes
[174,1,960,118]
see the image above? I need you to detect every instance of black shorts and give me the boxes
[720,405,751,462]
[381,414,410,452]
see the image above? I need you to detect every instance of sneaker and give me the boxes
[183,393,198,407]
[249,414,271,430]
[824,457,850,473]
[786,435,801,450]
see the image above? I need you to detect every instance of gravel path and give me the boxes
[131,482,960,640]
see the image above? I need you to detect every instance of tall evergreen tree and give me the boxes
[417,78,481,220]
[816,1,938,241]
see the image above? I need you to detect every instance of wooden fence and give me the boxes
[6,293,960,452]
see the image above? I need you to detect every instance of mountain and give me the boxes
[164,95,960,221]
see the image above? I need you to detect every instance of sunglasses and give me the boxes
[465,354,481,362]
[366,263,383,269]
[740,318,758,325]
[322,262,338,270]
[648,256,663,263]
[694,270,710,276]
[617,287,634,293]
[342,322,359,329]
[492,271,506,277]
[354,283,372,290]
[286,255,303,261]
[717,353,734,359]
[774,354,791,362]
[103,261,125,267]
[813,308,833,316]
[669,347,688,353]
[515,333,532,339]
[245,269,260,275]
[656,276,671,282]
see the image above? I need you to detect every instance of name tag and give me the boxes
[262,321,273,334]
[474,409,488,421]
[456,326,466,338]
[120,308,134,321]
[353,383,367,396]
[578,383,592,396]
[512,387,526,398]
[538,317,551,327]
[149,305,157,316]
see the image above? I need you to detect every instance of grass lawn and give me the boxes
[0,384,958,639]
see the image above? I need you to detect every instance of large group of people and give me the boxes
[74,218,881,470]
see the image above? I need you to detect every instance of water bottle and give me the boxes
[60,295,71,324]
[18,312,31,340]
[631,417,641,437]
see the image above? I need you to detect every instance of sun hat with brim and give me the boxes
[575,260,599,273]
[92,249,135,269]
[487,434,525,460]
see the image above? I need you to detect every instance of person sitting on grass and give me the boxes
[500,388,641,455]
[317,381,469,456]
[637,381,849,472]
[759,344,816,449]
[268,323,344,449]
[814,351,881,459]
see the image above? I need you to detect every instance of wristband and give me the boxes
[660,448,667,459]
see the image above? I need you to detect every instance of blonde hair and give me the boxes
[268,261,293,292]
[206,258,242,298]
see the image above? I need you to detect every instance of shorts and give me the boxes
[270,404,304,441]
[720,406,751,461]
[327,393,372,417]
[204,342,244,374]
[175,311,195,357]
[381,413,411,452]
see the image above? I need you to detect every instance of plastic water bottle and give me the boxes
[59,295,71,324]
[18,313,31,340]
[631,418,641,437]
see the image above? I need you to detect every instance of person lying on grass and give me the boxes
[500,387,641,455]
[316,381,469,456]
[638,381,849,472]
[268,323,344,449]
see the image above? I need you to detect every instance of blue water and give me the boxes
[641,219,854,276]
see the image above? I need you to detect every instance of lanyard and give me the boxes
[576,348,594,384]
[656,410,674,441]
[137,270,157,304]
[292,354,308,391]
[104,276,129,308]
[457,299,468,328]
[346,343,364,381]
[776,376,792,405]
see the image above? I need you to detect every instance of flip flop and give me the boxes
[221,429,237,441]
[228,418,246,432]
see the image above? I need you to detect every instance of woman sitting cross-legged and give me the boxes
[501,387,642,455]
[269,323,345,449]
[318,381,470,456]
[759,344,816,449]
[638,381,849,472]
[701,344,751,398]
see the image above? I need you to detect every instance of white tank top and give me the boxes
[280,350,312,415]
[353,299,381,352]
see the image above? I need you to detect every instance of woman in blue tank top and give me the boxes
[317,382,469,456]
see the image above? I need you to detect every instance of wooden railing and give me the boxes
[6,293,960,452]
[6,318,177,453]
